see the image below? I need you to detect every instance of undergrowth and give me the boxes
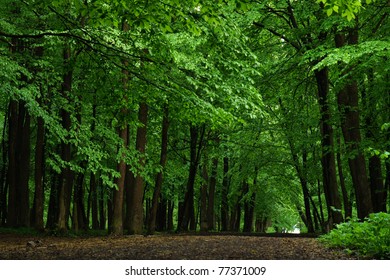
[319,212,390,259]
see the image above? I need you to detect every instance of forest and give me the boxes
[0,0,389,259]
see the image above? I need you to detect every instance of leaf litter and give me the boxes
[0,233,357,260]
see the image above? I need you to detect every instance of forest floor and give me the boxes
[0,232,358,260]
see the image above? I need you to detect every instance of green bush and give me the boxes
[319,212,390,259]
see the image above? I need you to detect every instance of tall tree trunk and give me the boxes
[156,198,167,231]
[18,102,31,227]
[111,125,128,235]
[147,105,169,234]
[220,157,229,231]
[112,20,130,235]
[179,125,205,231]
[99,183,106,230]
[128,102,148,234]
[207,156,218,231]
[57,46,74,232]
[336,135,352,219]
[301,150,314,233]
[314,68,343,226]
[363,70,386,213]
[335,27,373,219]
[200,163,209,232]
[243,181,255,233]
[33,115,45,230]
[90,173,99,229]
[167,199,174,231]
[46,172,59,229]
[7,100,18,227]
[0,110,7,225]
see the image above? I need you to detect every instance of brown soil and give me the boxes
[0,233,356,260]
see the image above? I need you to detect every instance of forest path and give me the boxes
[0,233,356,260]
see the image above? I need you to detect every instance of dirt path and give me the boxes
[0,233,356,260]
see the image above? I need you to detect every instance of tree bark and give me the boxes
[207,156,218,231]
[314,67,343,226]
[111,125,128,235]
[147,105,169,234]
[6,100,18,227]
[243,181,255,233]
[335,28,373,219]
[179,125,205,231]
[127,102,148,234]
[220,157,229,231]
[200,163,209,232]
[57,46,74,232]
[336,135,352,219]
[33,116,45,230]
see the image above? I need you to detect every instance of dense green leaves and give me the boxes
[319,213,390,258]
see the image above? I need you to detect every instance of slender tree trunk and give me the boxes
[33,115,45,230]
[335,28,373,219]
[207,156,218,231]
[243,181,255,233]
[301,150,314,233]
[112,20,131,235]
[314,68,343,226]
[368,156,386,212]
[147,105,169,234]
[167,199,174,231]
[0,109,8,226]
[111,125,128,235]
[46,172,59,229]
[57,46,74,232]
[99,183,106,230]
[128,102,148,234]
[336,134,352,219]
[363,70,386,213]
[156,198,167,231]
[7,100,18,227]
[200,163,209,232]
[179,125,205,231]
[220,157,229,231]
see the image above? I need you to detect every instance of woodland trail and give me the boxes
[0,233,357,260]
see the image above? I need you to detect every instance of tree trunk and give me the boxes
[46,172,59,229]
[179,125,205,231]
[336,134,352,219]
[220,157,229,231]
[301,150,314,233]
[167,199,174,231]
[243,181,255,233]
[156,198,167,231]
[147,105,169,234]
[33,116,45,230]
[99,184,106,230]
[207,157,218,231]
[369,156,386,212]
[314,68,343,226]
[200,163,209,232]
[363,70,386,213]
[111,125,128,235]
[57,46,74,232]
[335,28,373,219]
[7,100,18,227]
[128,102,148,234]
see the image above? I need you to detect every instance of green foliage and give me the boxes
[317,0,376,20]
[319,213,390,259]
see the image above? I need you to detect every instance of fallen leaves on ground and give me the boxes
[0,233,357,260]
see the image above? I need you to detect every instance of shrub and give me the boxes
[319,212,390,259]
